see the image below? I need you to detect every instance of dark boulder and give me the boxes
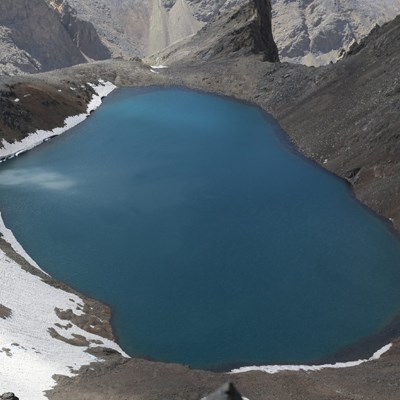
[1,393,19,400]
[203,382,244,400]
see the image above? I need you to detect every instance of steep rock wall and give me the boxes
[46,0,111,60]
[0,0,86,73]
[271,0,400,66]
[152,0,279,63]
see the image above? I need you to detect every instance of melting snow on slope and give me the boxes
[0,226,127,399]
[0,80,116,160]
[0,81,127,400]
[230,343,392,374]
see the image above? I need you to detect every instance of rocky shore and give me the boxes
[1,1,400,399]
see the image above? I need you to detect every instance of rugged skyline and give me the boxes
[1,0,400,75]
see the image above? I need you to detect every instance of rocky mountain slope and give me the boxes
[65,0,247,56]
[271,0,400,66]
[45,0,111,61]
[151,0,278,63]
[0,0,109,76]
[53,0,400,63]
[1,0,400,73]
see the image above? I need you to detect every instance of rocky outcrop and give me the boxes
[204,383,244,400]
[64,0,144,57]
[46,0,111,61]
[151,0,279,63]
[65,0,251,56]
[1,394,19,400]
[271,0,400,66]
[0,304,12,319]
[3,0,396,67]
[0,27,41,75]
[42,0,400,63]
[0,0,113,75]
[0,0,86,75]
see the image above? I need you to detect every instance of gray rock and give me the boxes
[152,0,279,63]
[271,0,400,66]
[45,0,111,61]
[1,393,19,400]
[0,0,85,74]
[203,383,243,400]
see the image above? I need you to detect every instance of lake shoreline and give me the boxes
[2,83,400,372]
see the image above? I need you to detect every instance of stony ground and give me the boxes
[49,340,400,400]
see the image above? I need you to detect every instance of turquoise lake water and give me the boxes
[1,87,400,369]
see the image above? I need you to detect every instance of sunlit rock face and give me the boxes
[65,0,246,56]
[152,0,278,64]
[0,0,85,75]
[0,0,108,76]
[2,0,399,72]
[58,0,400,62]
[271,0,400,66]
[45,0,111,60]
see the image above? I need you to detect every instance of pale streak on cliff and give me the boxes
[148,0,203,55]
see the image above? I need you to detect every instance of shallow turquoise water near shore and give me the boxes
[1,87,400,369]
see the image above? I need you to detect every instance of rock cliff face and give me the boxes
[271,0,400,66]
[0,0,111,76]
[0,0,86,75]
[151,0,279,63]
[57,0,400,62]
[2,0,399,70]
[46,0,111,61]
[65,0,251,56]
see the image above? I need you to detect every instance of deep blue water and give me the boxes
[1,87,400,369]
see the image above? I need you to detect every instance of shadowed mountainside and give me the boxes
[151,0,279,63]
[46,0,111,61]
[0,0,109,76]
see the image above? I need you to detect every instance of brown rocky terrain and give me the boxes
[0,0,400,398]
[48,339,400,400]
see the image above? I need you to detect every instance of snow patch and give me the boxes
[150,65,168,69]
[230,343,392,374]
[0,212,41,272]
[0,80,116,160]
[0,214,127,400]
[0,80,126,399]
